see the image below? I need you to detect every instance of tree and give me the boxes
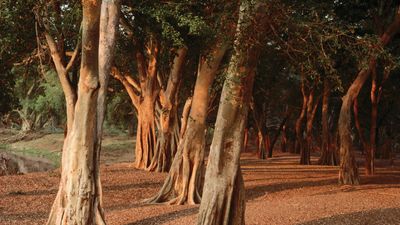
[318,77,339,165]
[197,1,267,224]
[46,0,120,224]
[146,41,228,204]
[338,4,400,184]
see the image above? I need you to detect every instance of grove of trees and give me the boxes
[1,0,400,224]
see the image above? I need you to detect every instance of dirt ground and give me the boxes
[1,148,400,225]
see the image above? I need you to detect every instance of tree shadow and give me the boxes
[245,178,337,200]
[104,181,162,191]
[296,208,400,225]
[125,207,197,225]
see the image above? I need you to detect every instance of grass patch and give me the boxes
[103,142,133,152]
[0,145,61,167]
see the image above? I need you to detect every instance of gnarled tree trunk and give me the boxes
[149,47,187,172]
[197,2,266,224]
[46,1,119,224]
[146,43,227,205]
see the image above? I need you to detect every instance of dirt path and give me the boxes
[0,153,399,225]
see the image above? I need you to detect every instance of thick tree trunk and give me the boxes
[146,43,227,204]
[135,96,157,169]
[197,2,265,224]
[47,1,119,224]
[318,78,338,165]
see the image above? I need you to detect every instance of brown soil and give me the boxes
[1,152,400,225]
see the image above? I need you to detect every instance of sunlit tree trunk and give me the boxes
[149,47,187,172]
[197,2,266,224]
[146,43,227,205]
[47,1,119,224]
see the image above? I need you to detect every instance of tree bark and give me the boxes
[146,43,227,205]
[46,1,119,224]
[318,78,338,165]
[197,2,265,224]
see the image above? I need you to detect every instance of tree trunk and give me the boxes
[281,124,287,152]
[146,43,227,204]
[197,2,265,224]
[366,65,378,175]
[135,96,157,169]
[295,78,308,155]
[268,109,291,157]
[338,68,367,185]
[47,1,119,224]
[318,78,338,165]
[149,47,187,172]
[353,98,368,155]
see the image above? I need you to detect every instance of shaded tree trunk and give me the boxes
[146,43,227,205]
[295,78,308,155]
[281,124,287,152]
[197,2,266,224]
[300,89,318,165]
[268,108,291,157]
[318,78,338,165]
[47,1,119,224]
[353,98,368,155]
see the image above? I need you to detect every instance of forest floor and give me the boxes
[1,131,400,225]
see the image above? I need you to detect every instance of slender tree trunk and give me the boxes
[268,109,291,157]
[318,78,338,165]
[197,2,265,224]
[47,1,119,224]
[353,98,368,154]
[146,43,227,205]
[338,69,368,185]
[367,65,378,175]
[338,6,400,185]
[295,79,308,155]
[281,124,287,152]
